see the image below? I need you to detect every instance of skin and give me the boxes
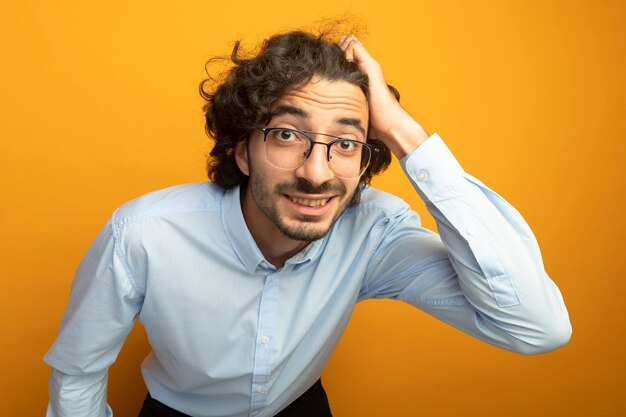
[235,78,367,268]
[337,35,430,159]
[236,37,430,268]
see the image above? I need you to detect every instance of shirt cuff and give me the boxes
[400,133,466,203]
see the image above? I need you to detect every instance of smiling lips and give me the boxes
[287,196,331,207]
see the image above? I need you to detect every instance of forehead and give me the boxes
[273,77,368,118]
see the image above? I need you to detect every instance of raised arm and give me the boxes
[341,35,571,354]
[338,34,430,158]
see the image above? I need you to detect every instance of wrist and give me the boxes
[380,117,429,159]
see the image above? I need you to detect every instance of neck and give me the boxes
[240,185,309,269]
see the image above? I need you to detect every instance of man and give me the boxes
[45,31,571,417]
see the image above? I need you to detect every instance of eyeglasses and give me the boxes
[260,128,377,179]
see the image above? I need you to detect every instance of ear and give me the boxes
[234,140,250,176]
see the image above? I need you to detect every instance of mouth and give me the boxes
[283,193,336,217]
[286,196,331,207]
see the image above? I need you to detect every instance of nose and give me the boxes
[294,142,335,187]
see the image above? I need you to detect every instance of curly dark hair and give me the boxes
[199,30,393,190]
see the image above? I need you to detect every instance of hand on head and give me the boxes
[337,35,429,158]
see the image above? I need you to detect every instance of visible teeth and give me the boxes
[289,196,330,207]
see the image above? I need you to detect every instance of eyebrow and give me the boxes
[270,105,367,137]
[270,105,309,119]
[337,117,366,137]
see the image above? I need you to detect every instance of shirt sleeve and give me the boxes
[361,133,571,355]
[44,218,143,416]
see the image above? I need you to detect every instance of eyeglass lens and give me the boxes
[263,129,371,178]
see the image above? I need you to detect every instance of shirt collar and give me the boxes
[221,185,325,273]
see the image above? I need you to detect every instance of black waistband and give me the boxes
[138,379,332,417]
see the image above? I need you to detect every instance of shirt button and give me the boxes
[261,336,270,344]
[466,227,477,235]
[416,170,429,182]
[255,385,265,393]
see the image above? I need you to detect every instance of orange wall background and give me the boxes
[1,1,624,416]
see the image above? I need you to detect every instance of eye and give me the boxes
[273,129,297,141]
[334,140,359,154]
[339,140,355,150]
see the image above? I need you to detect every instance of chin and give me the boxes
[280,225,330,242]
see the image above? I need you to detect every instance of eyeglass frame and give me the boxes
[259,127,378,178]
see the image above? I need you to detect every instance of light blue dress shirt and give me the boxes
[45,134,571,417]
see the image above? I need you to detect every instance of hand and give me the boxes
[338,35,429,158]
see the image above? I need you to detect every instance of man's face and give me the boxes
[236,77,369,243]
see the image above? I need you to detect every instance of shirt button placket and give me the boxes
[249,271,279,416]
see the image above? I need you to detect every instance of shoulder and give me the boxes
[347,185,412,218]
[112,182,226,229]
[332,185,419,237]
[323,185,422,265]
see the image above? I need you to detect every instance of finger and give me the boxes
[337,34,357,51]
[345,42,355,62]
[341,36,360,62]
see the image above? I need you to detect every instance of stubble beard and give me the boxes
[248,174,361,242]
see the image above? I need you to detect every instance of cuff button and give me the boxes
[416,170,429,182]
